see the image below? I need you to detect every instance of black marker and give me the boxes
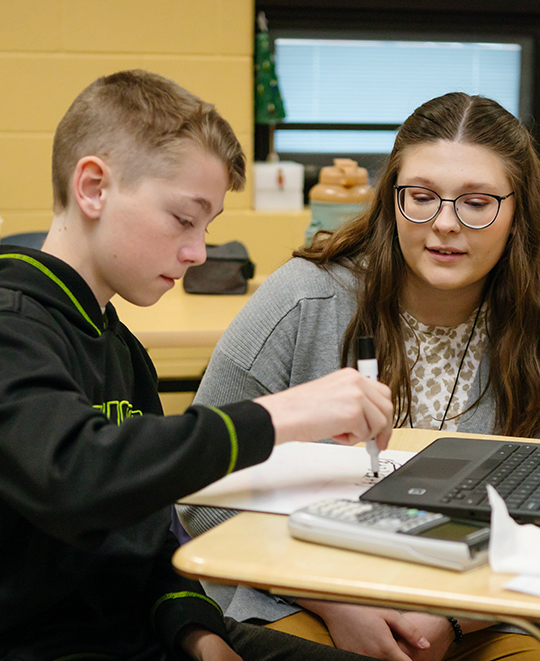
[356,336,380,477]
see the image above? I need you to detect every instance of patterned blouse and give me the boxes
[401,305,488,431]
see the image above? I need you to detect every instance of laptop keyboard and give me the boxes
[440,443,540,513]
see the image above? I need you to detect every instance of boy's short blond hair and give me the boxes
[52,69,246,212]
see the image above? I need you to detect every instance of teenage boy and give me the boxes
[0,70,396,660]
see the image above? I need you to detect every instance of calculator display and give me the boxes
[416,520,485,542]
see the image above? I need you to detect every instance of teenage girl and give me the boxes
[179,92,540,661]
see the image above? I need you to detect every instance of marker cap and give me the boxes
[358,336,376,361]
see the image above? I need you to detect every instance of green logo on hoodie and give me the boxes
[93,400,143,424]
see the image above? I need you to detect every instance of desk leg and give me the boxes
[498,617,540,641]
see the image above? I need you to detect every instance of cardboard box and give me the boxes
[253,161,304,210]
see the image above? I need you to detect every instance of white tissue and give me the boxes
[487,484,540,575]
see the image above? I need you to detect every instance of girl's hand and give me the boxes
[297,600,430,661]
[396,613,455,661]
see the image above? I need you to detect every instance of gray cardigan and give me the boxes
[178,257,498,623]
[195,257,495,430]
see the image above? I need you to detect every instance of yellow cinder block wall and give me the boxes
[0,0,310,276]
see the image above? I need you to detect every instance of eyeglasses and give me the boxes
[394,185,515,230]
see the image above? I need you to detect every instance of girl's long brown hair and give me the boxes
[295,92,540,437]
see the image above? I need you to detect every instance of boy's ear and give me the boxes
[72,156,111,219]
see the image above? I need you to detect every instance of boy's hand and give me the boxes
[255,368,393,448]
[180,626,242,661]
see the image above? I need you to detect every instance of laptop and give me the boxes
[361,436,540,525]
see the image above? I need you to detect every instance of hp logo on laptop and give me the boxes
[408,488,427,495]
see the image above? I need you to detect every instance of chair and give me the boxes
[0,232,47,250]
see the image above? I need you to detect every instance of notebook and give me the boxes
[361,436,540,525]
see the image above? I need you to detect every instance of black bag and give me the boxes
[183,241,256,295]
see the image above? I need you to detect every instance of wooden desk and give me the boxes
[112,277,263,384]
[173,429,540,639]
[113,276,264,350]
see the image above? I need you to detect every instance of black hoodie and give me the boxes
[0,246,274,659]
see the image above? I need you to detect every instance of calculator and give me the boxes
[288,499,490,571]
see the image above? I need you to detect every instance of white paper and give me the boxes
[505,575,540,598]
[178,442,415,515]
[487,484,540,592]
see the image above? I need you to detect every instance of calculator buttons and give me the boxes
[303,500,446,533]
